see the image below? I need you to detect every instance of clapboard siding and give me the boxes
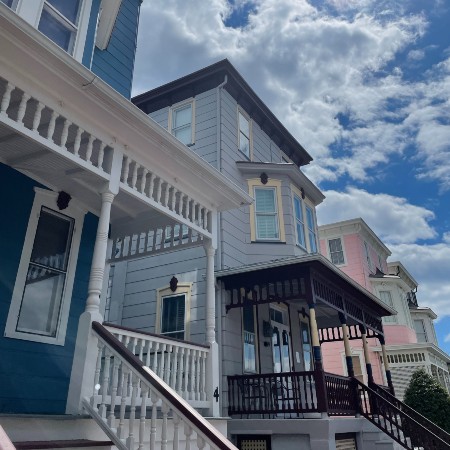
[0,164,97,414]
[91,0,141,98]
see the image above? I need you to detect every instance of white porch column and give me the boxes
[204,241,219,417]
[66,189,115,413]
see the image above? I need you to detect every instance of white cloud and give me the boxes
[443,231,450,243]
[316,187,436,243]
[407,49,425,61]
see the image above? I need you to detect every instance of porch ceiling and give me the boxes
[216,254,395,335]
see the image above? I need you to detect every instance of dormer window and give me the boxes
[38,0,82,55]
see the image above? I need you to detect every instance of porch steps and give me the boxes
[13,440,113,450]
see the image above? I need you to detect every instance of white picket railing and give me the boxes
[109,223,203,262]
[104,324,209,408]
[86,322,236,450]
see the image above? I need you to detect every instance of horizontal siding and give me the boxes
[91,0,141,98]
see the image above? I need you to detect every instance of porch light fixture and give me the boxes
[57,191,71,210]
[170,276,178,292]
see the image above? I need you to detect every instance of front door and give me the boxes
[270,306,291,373]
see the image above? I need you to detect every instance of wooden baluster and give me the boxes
[196,436,205,450]
[159,181,165,204]
[140,168,148,194]
[148,173,155,199]
[171,189,178,211]
[173,413,180,450]
[184,196,190,220]
[177,347,185,398]
[118,365,129,439]
[60,119,71,149]
[107,357,120,428]
[131,162,139,189]
[0,82,14,115]
[194,203,200,225]
[189,348,196,400]
[91,341,104,409]
[97,142,106,169]
[159,343,167,381]
[85,135,95,163]
[152,342,160,375]
[184,424,193,450]
[99,348,111,418]
[171,346,179,389]
[32,102,44,131]
[16,92,30,124]
[73,127,83,156]
[195,350,201,401]
[201,350,207,400]
[138,385,149,450]
[144,340,152,367]
[161,402,169,450]
[154,178,162,204]
[138,338,145,362]
[126,373,139,449]
[149,392,159,450]
[201,207,206,229]
[165,344,172,384]
[47,110,57,141]
[164,183,170,207]
[122,156,130,183]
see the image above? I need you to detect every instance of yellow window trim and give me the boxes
[155,282,192,339]
[248,178,285,242]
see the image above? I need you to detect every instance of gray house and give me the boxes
[103,61,449,450]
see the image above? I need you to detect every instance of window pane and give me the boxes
[1,0,14,8]
[161,294,185,339]
[329,238,344,265]
[239,133,250,157]
[305,206,314,229]
[255,189,275,212]
[173,105,192,128]
[47,0,81,24]
[256,215,278,239]
[16,267,66,336]
[39,8,74,52]
[174,126,192,145]
[294,196,303,221]
[31,208,73,271]
[239,112,250,136]
[294,196,306,247]
[414,319,427,343]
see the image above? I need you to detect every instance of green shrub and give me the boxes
[403,368,450,433]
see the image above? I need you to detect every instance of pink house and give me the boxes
[319,218,450,399]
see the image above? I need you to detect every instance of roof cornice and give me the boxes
[132,59,313,167]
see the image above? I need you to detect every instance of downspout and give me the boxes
[215,75,227,414]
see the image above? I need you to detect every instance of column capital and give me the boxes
[100,190,115,203]
[203,244,216,257]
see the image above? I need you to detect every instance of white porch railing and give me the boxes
[109,223,203,262]
[104,324,209,408]
[86,322,236,450]
[0,76,213,237]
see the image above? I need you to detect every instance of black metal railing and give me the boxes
[227,371,321,418]
[356,379,450,450]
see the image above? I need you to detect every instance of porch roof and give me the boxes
[0,6,252,233]
[216,254,395,334]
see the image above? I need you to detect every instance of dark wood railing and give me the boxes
[370,382,450,446]
[325,373,358,416]
[227,371,321,417]
[356,379,450,450]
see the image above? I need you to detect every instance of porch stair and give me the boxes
[355,378,450,450]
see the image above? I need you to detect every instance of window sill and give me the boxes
[4,329,65,346]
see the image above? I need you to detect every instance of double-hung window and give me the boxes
[293,195,306,248]
[379,291,396,323]
[305,205,317,253]
[413,319,428,343]
[5,188,84,345]
[38,0,82,55]
[254,187,279,240]
[160,294,186,340]
[243,304,257,372]
[170,101,194,146]
[238,110,251,158]
[328,238,345,265]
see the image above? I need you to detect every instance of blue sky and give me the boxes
[133,0,450,353]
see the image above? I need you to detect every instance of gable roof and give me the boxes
[132,59,313,167]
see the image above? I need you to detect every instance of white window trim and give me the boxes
[155,282,192,340]
[168,98,195,146]
[5,188,86,345]
[242,303,258,374]
[341,349,366,384]
[237,107,252,160]
[15,0,92,62]
[248,178,285,242]
[326,235,347,266]
[291,185,317,253]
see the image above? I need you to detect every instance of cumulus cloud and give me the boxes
[316,187,436,243]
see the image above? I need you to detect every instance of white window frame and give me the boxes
[305,204,318,253]
[242,303,258,373]
[1,0,19,10]
[168,99,195,146]
[156,283,192,340]
[327,236,346,266]
[291,185,318,253]
[379,290,397,324]
[15,0,92,62]
[292,194,306,249]
[237,108,252,159]
[4,188,85,345]
[413,319,428,343]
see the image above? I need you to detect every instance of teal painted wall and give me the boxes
[0,164,98,414]
[90,0,141,98]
